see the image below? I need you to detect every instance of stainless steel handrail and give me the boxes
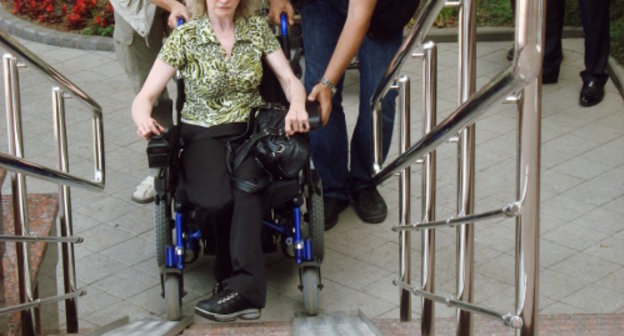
[0,30,105,190]
[371,0,447,173]
[368,0,544,335]
[0,30,102,114]
[0,289,87,316]
[1,28,106,334]
[0,235,84,243]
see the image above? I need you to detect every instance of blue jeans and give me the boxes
[301,0,402,200]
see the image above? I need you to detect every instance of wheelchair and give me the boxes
[146,18,324,322]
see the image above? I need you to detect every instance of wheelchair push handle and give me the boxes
[306,100,322,130]
[279,12,290,57]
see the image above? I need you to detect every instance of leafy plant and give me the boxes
[4,0,115,36]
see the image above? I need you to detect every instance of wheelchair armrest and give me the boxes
[306,100,322,130]
[147,128,172,168]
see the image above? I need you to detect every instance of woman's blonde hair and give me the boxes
[191,0,258,20]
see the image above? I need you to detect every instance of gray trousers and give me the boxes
[113,10,169,99]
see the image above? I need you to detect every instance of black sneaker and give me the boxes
[195,289,261,322]
[323,197,349,231]
[351,187,387,223]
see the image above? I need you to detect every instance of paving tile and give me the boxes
[539,269,591,301]
[539,238,578,269]
[562,285,624,313]
[74,253,126,285]
[550,253,621,284]
[77,222,132,253]
[583,235,624,266]
[92,266,159,298]
[543,220,610,251]
[101,235,157,266]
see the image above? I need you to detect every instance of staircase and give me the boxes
[180,313,624,335]
[1,168,61,335]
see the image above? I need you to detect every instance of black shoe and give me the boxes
[323,197,349,231]
[351,187,387,224]
[506,47,514,61]
[195,289,261,322]
[579,80,605,107]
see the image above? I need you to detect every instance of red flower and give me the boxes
[62,3,67,14]
[38,14,45,22]
[94,14,101,24]
[45,4,53,13]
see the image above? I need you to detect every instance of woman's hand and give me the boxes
[133,112,164,141]
[307,83,332,126]
[284,103,309,136]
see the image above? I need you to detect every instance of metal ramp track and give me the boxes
[87,316,192,336]
[293,310,382,336]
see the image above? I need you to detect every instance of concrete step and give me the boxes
[181,313,624,335]
[293,311,382,336]
[1,190,59,335]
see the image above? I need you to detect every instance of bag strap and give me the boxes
[230,173,272,193]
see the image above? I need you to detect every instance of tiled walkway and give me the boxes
[1,32,623,334]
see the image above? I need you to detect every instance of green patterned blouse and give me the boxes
[158,15,280,127]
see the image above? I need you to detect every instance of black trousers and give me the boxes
[179,123,268,308]
[543,0,611,84]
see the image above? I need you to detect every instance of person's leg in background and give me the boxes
[301,0,351,230]
[542,0,565,84]
[578,0,611,107]
[113,10,169,203]
[349,31,402,224]
[507,0,515,61]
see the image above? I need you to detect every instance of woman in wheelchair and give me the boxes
[131,0,310,322]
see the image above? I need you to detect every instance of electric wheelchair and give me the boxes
[146,18,324,322]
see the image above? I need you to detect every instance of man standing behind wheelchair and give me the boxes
[131,0,313,322]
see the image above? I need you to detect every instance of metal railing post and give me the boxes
[52,87,79,333]
[3,53,37,335]
[397,76,412,322]
[456,0,477,334]
[420,41,437,335]
[515,78,541,336]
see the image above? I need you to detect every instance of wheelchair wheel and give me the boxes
[302,268,320,316]
[155,199,172,267]
[165,275,182,321]
[308,181,325,262]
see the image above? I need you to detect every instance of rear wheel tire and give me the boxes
[308,180,324,262]
[302,268,320,316]
[165,275,182,321]
[155,199,172,267]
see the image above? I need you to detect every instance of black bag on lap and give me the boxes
[227,104,310,193]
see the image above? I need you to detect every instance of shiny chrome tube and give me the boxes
[0,32,105,190]
[456,0,478,333]
[392,203,520,231]
[0,289,87,316]
[371,0,447,172]
[397,76,412,322]
[515,79,542,336]
[53,87,79,332]
[0,153,103,191]
[3,53,36,334]
[394,279,523,329]
[420,41,438,336]
[0,31,101,114]
[373,68,520,185]
[0,235,83,243]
